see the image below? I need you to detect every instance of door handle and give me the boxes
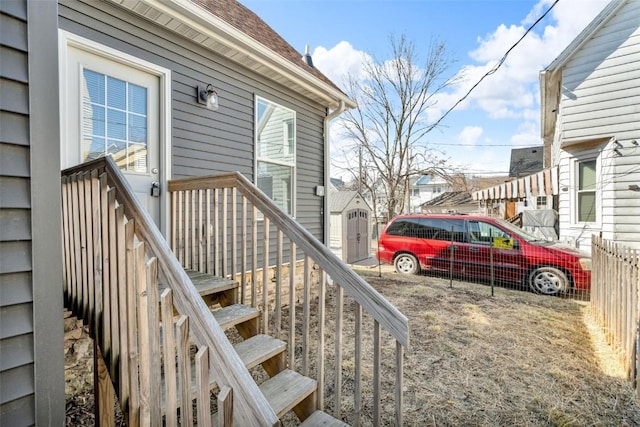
[470,247,480,252]
[449,245,458,251]
[150,181,160,197]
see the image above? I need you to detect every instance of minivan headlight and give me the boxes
[579,258,591,271]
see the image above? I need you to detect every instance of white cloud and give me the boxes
[510,121,542,146]
[316,0,611,176]
[312,41,370,91]
[457,126,484,146]
[449,0,611,119]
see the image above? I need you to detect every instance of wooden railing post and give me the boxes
[64,160,279,426]
[166,170,411,425]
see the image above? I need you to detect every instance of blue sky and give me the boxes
[240,0,612,179]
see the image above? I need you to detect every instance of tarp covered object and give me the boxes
[522,209,558,241]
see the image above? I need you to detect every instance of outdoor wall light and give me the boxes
[197,84,219,111]
[629,184,640,191]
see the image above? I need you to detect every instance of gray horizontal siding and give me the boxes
[0,143,30,177]
[0,111,29,146]
[0,13,27,51]
[0,177,31,208]
[0,209,31,241]
[0,0,35,420]
[0,78,28,115]
[60,0,329,240]
[0,334,34,371]
[0,45,28,83]
[0,394,35,426]
[0,363,34,405]
[0,272,32,306]
[0,303,33,340]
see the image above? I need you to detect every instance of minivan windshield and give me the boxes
[492,218,545,242]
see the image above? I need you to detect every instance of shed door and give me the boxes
[64,45,161,225]
[346,209,369,263]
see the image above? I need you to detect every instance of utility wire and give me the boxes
[429,0,561,131]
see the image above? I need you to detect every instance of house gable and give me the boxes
[540,0,640,250]
[103,0,354,110]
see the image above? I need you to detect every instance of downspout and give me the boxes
[324,100,346,248]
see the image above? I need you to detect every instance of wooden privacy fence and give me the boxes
[61,157,279,426]
[168,172,410,426]
[591,235,640,396]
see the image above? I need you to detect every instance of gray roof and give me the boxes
[421,191,473,207]
[328,189,370,212]
[509,146,543,177]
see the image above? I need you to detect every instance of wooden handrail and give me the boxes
[168,172,409,349]
[62,157,279,426]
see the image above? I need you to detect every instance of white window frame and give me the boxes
[570,155,600,226]
[536,196,548,209]
[254,96,296,216]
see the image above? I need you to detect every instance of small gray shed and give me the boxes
[329,188,372,263]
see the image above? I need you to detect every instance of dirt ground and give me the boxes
[65,267,640,426]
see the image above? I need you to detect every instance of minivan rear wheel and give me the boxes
[528,266,569,295]
[394,253,420,275]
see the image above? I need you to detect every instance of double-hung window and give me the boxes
[576,159,597,223]
[256,97,296,215]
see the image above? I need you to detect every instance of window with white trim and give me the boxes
[256,97,295,215]
[576,159,597,222]
[536,196,547,209]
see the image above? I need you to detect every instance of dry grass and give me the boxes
[65,267,640,426]
[338,267,640,426]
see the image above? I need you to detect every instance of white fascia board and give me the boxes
[147,0,355,109]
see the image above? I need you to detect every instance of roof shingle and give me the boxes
[190,0,345,94]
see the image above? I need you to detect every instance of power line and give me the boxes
[428,0,560,131]
[429,142,541,147]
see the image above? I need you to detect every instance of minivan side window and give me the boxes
[385,219,410,236]
[467,220,510,244]
[386,217,466,242]
[420,218,466,242]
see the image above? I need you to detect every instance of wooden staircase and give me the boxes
[61,157,408,426]
[165,269,348,425]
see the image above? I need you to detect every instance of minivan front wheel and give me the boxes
[528,266,569,295]
[394,253,420,275]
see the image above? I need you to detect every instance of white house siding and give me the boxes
[553,0,640,251]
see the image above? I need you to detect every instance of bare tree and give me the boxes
[338,34,459,220]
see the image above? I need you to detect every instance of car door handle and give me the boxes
[449,245,458,251]
[469,247,480,252]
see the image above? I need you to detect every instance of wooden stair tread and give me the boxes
[260,369,316,418]
[299,410,350,427]
[235,334,286,370]
[160,335,287,412]
[158,269,237,297]
[211,304,260,330]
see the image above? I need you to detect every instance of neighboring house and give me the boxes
[408,174,451,213]
[420,191,480,214]
[329,186,372,263]
[330,177,346,190]
[540,0,640,251]
[0,0,355,423]
[508,146,544,178]
[472,148,552,219]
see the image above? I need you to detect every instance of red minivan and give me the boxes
[376,214,591,295]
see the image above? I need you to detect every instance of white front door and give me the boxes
[63,43,161,225]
